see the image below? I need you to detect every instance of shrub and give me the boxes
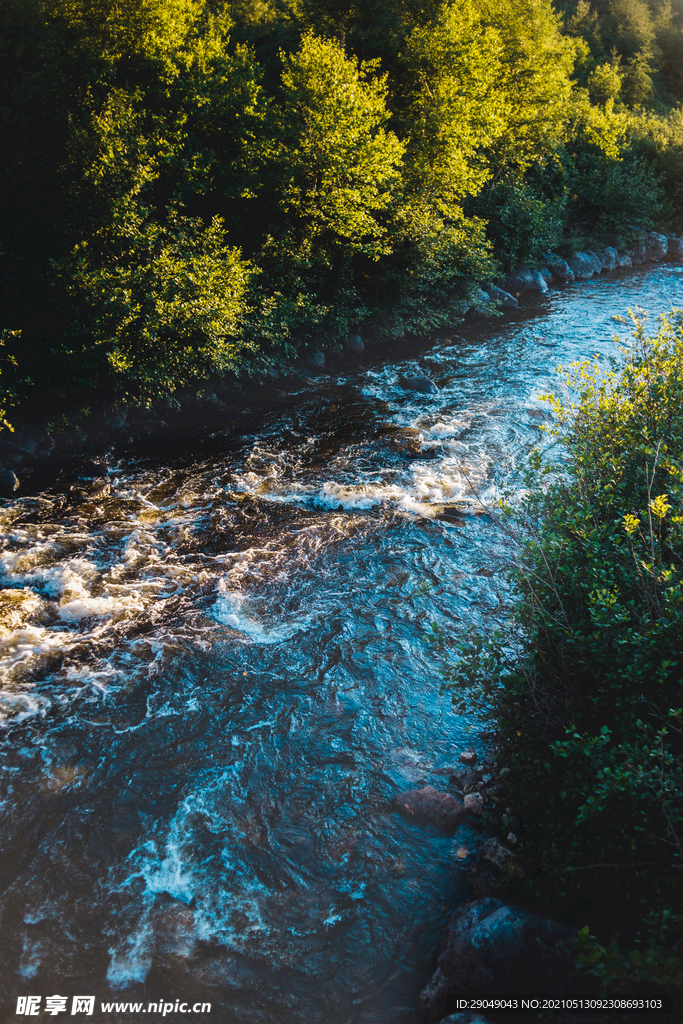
[443,310,683,995]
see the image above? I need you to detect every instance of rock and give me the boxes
[617,253,632,268]
[646,231,668,260]
[0,468,20,497]
[544,253,575,283]
[481,283,517,308]
[307,350,325,369]
[420,898,577,1022]
[459,749,477,766]
[528,269,549,293]
[462,859,499,900]
[449,767,480,794]
[502,266,536,297]
[585,250,604,274]
[566,251,597,279]
[669,237,683,262]
[464,792,484,817]
[469,287,492,309]
[394,786,464,831]
[398,375,439,395]
[507,832,518,844]
[70,477,111,498]
[481,837,524,879]
[384,427,424,456]
[601,246,618,271]
[537,266,553,284]
[346,334,364,355]
[631,243,647,265]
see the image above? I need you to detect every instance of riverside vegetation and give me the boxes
[0,0,683,433]
[444,311,683,1003]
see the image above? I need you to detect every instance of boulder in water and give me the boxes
[528,269,549,293]
[399,375,439,395]
[394,785,464,831]
[669,237,683,262]
[481,283,517,308]
[646,231,668,260]
[601,246,618,271]
[631,242,647,265]
[617,252,632,268]
[502,266,537,297]
[384,427,424,456]
[419,898,577,1022]
[585,250,604,274]
[464,792,484,816]
[544,254,575,283]
[567,252,597,279]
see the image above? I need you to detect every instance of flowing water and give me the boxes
[0,268,681,1023]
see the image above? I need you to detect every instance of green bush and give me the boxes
[443,310,683,996]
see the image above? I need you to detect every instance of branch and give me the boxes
[554,860,667,874]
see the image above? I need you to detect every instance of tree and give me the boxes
[268,33,404,259]
[53,89,252,403]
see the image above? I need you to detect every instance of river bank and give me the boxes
[2,230,681,502]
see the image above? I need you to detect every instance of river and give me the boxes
[0,267,681,1023]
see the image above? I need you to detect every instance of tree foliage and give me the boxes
[0,0,681,418]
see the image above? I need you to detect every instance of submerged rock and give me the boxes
[398,375,439,394]
[383,427,424,456]
[420,898,577,1022]
[394,786,464,831]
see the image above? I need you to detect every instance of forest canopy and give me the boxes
[0,0,682,419]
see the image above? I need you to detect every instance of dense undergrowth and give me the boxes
[0,0,682,426]
[444,310,683,1000]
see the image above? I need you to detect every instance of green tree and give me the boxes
[53,89,252,403]
[269,33,404,260]
[253,32,404,340]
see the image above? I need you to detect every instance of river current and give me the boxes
[0,267,681,1023]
